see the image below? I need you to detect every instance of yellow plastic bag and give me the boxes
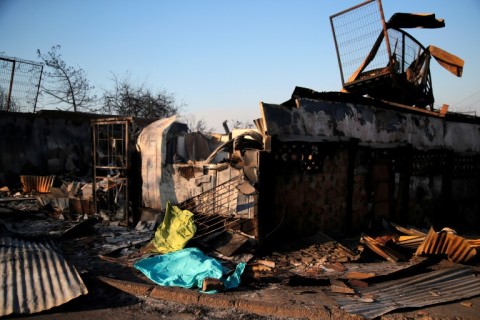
[147,201,196,254]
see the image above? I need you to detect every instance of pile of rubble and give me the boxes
[2,178,480,319]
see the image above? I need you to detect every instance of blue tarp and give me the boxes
[134,247,246,293]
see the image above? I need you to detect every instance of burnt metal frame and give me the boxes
[330,0,435,109]
[181,175,242,240]
[92,118,130,224]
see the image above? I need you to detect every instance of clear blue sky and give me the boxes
[2,0,480,131]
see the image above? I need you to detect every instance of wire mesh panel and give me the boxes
[388,29,422,74]
[180,175,250,240]
[330,0,389,85]
[0,56,43,112]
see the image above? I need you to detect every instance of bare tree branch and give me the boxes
[37,45,96,112]
[100,72,184,118]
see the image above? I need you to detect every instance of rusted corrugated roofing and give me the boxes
[0,235,88,317]
[343,260,426,280]
[19,175,55,193]
[330,267,480,319]
[415,227,477,263]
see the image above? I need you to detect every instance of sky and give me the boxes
[1,0,480,132]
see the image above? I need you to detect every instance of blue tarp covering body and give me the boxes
[134,247,246,292]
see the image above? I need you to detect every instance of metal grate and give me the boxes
[453,155,480,179]
[330,0,388,85]
[411,152,448,176]
[0,55,43,112]
[93,122,128,169]
[180,175,243,240]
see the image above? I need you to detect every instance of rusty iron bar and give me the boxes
[377,0,392,60]
[192,217,242,240]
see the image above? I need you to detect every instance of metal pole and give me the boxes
[6,60,15,111]
[377,0,392,59]
[401,33,406,73]
[34,65,43,113]
[330,16,346,86]
[92,121,98,215]
[124,120,129,225]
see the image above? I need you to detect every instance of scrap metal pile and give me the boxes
[1,192,480,319]
[254,223,480,319]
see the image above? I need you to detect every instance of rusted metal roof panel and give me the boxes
[342,260,425,280]
[0,235,88,317]
[415,228,477,263]
[330,267,480,319]
[19,175,55,193]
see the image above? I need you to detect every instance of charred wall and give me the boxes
[0,110,96,188]
[266,141,351,238]
[262,140,480,241]
[260,93,480,240]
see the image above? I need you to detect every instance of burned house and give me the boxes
[2,0,479,249]
[258,88,480,239]
[2,1,480,318]
[1,2,478,251]
[258,0,476,240]
[135,0,478,246]
[132,85,478,249]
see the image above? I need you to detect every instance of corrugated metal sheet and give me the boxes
[330,267,480,319]
[0,235,88,317]
[415,227,477,263]
[19,175,55,193]
[343,260,425,280]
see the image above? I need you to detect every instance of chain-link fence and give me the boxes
[0,55,43,112]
